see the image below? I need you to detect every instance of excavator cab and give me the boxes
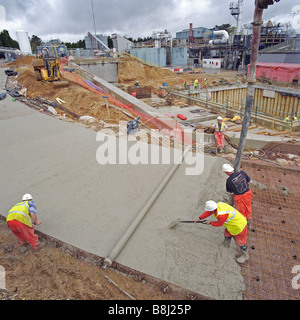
[32,56,69,88]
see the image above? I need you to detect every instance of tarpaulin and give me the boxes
[248,62,300,83]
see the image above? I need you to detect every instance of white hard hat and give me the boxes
[22,193,33,201]
[217,116,222,120]
[222,164,234,173]
[205,200,218,212]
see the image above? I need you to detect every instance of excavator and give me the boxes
[32,48,69,88]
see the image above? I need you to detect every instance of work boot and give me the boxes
[223,237,232,248]
[34,240,47,252]
[20,245,28,254]
[236,246,249,264]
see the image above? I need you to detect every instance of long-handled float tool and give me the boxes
[168,218,207,229]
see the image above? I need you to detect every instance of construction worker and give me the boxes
[6,194,45,253]
[194,79,199,89]
[195,200,249,263]
[134,81,140,88]
[284,115,298,122]
[222,164,253,229]
[214,116,227,153]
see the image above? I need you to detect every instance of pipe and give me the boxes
[234,0,282,171]
[234,2,264,172]
[209,30,229,45]
[104,146,191,267]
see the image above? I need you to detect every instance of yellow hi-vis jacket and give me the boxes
[215,121,226,132]
[214,202,247,236]
[6,201,33,228]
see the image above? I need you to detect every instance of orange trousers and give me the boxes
[224,225,247,247]
[233,189,253,220]
[7,219,39,250]
[214,131,225,148]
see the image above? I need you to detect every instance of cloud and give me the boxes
[1,0,299,42]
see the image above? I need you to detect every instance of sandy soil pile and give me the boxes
[8,56,36,67]
[118,57,176,86]
[10,57,133,123]
[118,57,243,90]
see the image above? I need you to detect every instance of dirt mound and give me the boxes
[0,221,188,300]
[118,56,245,90]
[118,57,179,88]
[13,65,132,123]
[8,56,35,67]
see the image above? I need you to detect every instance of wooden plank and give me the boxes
[296,98,300,115]
[282,95,288,117]
[286,95,292,117]
[270,95,275,116]
[253,88,259,108]
[292,97,299,115]
[233,89,237,108]
[267,97,272,116]
[268,131,289,136]
[258,89,265,112]
[276,92,282,118]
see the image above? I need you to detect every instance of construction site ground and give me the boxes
[1,160,299,301]
[0,57,300,300]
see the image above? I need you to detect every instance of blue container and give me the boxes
[163,82,167,87]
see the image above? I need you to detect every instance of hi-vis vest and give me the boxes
[215,122,226,132]
[6,201,33,228]
[214,202,247,236]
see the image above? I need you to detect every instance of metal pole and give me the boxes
[234,1,264,171]
[234,0,281,171]
[91,0,97,36]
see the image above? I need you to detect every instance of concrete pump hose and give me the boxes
[104,146,191,267]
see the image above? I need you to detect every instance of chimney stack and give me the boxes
[189,23,194,44]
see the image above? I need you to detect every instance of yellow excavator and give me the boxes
[32,57,69,88]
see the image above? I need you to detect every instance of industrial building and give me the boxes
[85,32,109,50]
[176,25,210,46]
[257,38,300,64]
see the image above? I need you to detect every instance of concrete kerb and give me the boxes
[0,214,210,300]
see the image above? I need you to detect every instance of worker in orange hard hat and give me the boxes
[222,164,253,229]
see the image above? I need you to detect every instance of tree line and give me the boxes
[0,30,19,48]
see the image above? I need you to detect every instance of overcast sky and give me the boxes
[0,0,299,42]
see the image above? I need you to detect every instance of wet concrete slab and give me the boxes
[0,69,246,299]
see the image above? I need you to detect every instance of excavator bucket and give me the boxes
[53,80,69,88]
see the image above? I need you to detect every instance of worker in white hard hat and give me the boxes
[195,200,249,263]
[6,194,45,253]
[214,116,227,153]
[222,163,253,229]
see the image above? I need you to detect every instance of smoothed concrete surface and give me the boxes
[0,69,246,299]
